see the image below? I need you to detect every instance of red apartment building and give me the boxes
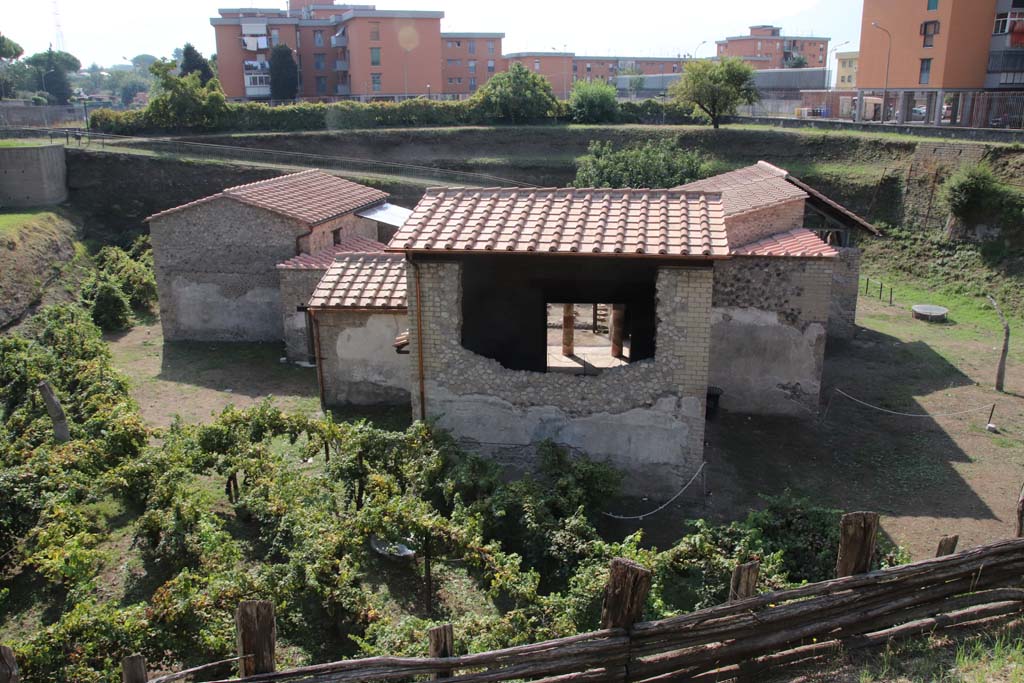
[441,33,505,95]
[716,25,829,69]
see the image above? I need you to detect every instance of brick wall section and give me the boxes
[724,198,806,249]
[150,197,305,342]
[912,142,987,169]
[406,259,713,497]
[828,247,860,339]
[278,267,327,361]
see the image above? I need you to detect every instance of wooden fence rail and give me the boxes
[4,511,1024,683]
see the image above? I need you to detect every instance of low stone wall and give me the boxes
[407,260,711,498]
[317,309,410,406]
[0,145,67,207]
[710,256,833,416]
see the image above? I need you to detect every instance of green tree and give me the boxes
[30,48,73,104]
[567,79,619,123]
[25,48,80,73]
[269,44,298,101]
[668,56,759,129]
[628,75,645,99]
[573,140,708,188]
[785,54,808,68]
[145,59,228,130]
[0,33,24,60]
[472,62,557,123]
[179,43,214,86]
[131,54,158,71]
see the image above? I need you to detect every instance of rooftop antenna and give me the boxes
[53,0,65,51]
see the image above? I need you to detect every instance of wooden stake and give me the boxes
[610,305,626,359]
[561,304,574,357]
[36,380,70,443]
[600,558,652,629]
[835,511,880,577]
[0,645,19,683]
[1016,483,1024,538]
[428,623,454,679]
[987,295,1010,393]
[235,601,276,677]
[935,535,959,557]
[120,654,146,683]
[728,561,760,602]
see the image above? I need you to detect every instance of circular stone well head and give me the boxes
[911,304,949,323]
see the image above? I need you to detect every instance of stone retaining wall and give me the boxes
[0,145,67,207]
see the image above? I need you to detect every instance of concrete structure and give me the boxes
[717,25,830,70]
[146,170,393,342]
[0,145,67,208]
[836,50,859,88]
[441,33,505,95]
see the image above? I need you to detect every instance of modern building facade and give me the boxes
[441,33,505,95]
[836,50,858,88]
[716,26,830,70]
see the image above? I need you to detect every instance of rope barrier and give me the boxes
[833,388,995,418]
[602,462,706,521]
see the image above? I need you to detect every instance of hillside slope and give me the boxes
[0,210,78,329]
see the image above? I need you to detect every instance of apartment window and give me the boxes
[487,40,495,54]
[487,59,495,73]
[371,72,381,91]
[468,40,476,54]
[468,59,476,74]
[586,63,591,73]
[314,30,324,47]
[534,59,540,71]
[370,22,380,40]
[314,53,325,70]
[447,59,461,66]
[370,47,381,66]
[469,77,477,90]
[919,57,932,84]
[921,21,940,47]
[271,29,280,46]
[315,76,327,94]
[927,0,938,8]
[447,77,463,84]
[757,40,762,51]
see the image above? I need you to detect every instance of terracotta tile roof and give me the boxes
[732,228,839,258]
[276,234,387,270]
[675,161,807,216]
[146,170,389,225]
[308,253,407,309]
[389,188,729,257]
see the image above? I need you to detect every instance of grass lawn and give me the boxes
[0,209,54,238]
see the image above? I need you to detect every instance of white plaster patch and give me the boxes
[332,313,409,388]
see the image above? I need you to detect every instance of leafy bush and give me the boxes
[567,80,619,123]
[573,140,709,188]
[88,276,132,331]
[942,163,1024,232]
[468,63,558,123]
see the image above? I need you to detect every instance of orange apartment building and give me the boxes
[503,52,576,99]
[441,33,505,95]
[855,0,1018,126]
[716,25,829,70]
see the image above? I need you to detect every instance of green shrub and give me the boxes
[942,163,1024,232]
[567,80,619,123]
[88,276,132,331]
[573,139,708,188]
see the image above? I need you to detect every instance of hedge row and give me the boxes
[89,97,698,135]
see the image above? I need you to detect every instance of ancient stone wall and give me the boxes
[725,198,806,248]
[406,259,712,498]
[278,267,326,361]
[316,309,410,406]
[828,247,860,340]
[0,145,67,207]
[301,213,381,253]
[150,197,304,342]
[710,256,834,416]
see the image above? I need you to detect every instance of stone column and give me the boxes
[896,91,908,124]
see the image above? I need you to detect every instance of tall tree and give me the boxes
[668,56,759,129]
[33,47,72,104]
[25,48,80,73]
[269,44,298,100]
[472,62,557,123]
[0,33,24,61]
[179,43,214,86]
[0,32,23,100]
[131,54,158,71]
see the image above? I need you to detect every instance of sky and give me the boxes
[5,0,864,70]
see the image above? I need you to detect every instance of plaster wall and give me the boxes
[710,256,834,415]
[278,267,326,360]
[406,260,712,498]
[828,247,861,340]
[150,197,305,341]
[317,309,410,405]
[0,145,67,207]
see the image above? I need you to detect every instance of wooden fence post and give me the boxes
[120,654,147,683]
[600,557,652,629]
[36,380,70,443]
[1016,483,1024,538]
[428,623,454,679]
[561,304,574,357]
[835,512,880,578]
[728,561,760,602]
[0,645,19,683]
[935,535,959,557]
[610,305,626,359]
[235,601,276,677]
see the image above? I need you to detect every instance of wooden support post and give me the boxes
[592,303,598,333]
[428,623,454,679]
[879,281,884,300]
[935,534,959,557]
[988,295,1010,393]
[728,561,760,602]
[600,558,652,629]
[561,304,574,357]
[235,601,276,677]
[120,654,146,683]
[609,304,626,359]
[36,380,70,443]
[835,511,880,578]
[864,277,869,294]
[0,645,20,683]
[1016,483,1024,538]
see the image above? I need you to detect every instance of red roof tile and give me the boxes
[389,188,729,257]
[732,228,838,258]
[308,253,407,309]
[675,161,807,216]
[147,170,389,225]
[276,234,388,270]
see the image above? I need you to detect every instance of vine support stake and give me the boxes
[428,623,454,679]
[120,654,146,683]
[0,645,19,683]
[600,557,652,629]
[728,560,760,601]
[935,534,959,557]
[36,380,70,443]
[836,511,880,577]
[1016,483,1024,538]
[987,295,1010,393]
[235,601,276,677]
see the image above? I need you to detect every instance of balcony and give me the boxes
[336,84,351,95]
[245,85,271,98]
[330,34,347,48]
[334,59,349,71]
[988,49,1024,73]
[243,61,270,74]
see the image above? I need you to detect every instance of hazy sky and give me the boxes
[7,0,864,68]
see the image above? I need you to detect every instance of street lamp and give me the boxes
[426,83,431,100]
[872,21,892,123]
[692,41,707,59]
[40,68,56,92]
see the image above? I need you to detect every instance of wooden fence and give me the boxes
[3,510,1024,683]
